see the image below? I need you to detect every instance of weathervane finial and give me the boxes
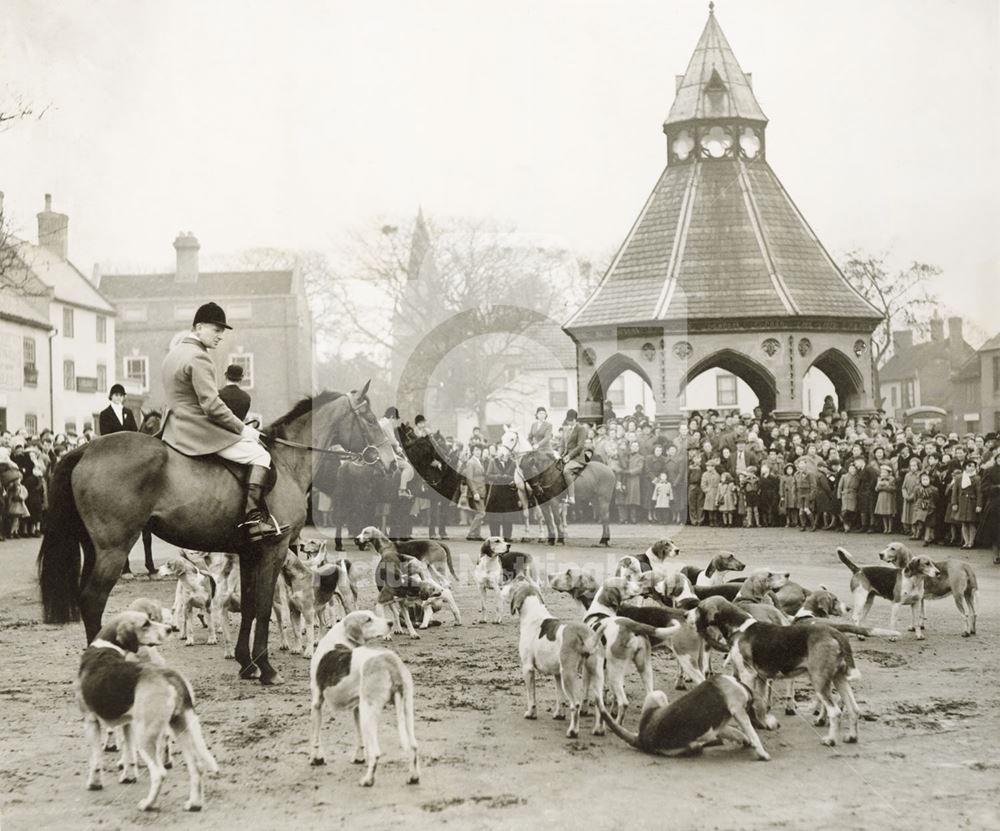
[708,1,714,13]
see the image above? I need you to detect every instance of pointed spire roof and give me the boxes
[664,8,767,127]
[406,207,437,282]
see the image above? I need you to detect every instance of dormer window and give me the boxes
[705,68,726,92]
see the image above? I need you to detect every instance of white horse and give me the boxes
[501,426,547,542]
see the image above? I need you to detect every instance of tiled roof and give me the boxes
[519,322,577,370]
[880,339,975,382]
[952,353,981,382]
[664,11,767,127]
[100,270,292,299]
[978,332,1000,352]
[15,241,116,312]
[0,293,53,329]
[566,158,883,329]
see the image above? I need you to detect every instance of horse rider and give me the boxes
[528,406,555,457]
[379,406,416,497]
[560,408,589,504]
[160,302,281,542]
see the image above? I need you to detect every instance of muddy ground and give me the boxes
[1,524,999,831]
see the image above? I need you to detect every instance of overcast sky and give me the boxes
[3,0,998,338]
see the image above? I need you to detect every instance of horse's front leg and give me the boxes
[79,546,132,642]
[250,545,284,685]
[235,552,257,678]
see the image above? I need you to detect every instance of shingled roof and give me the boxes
[665,7,767,127]
[566,11,881,332]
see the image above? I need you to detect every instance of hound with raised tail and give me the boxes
[355,526,459,586]
[503,578,602,738]
[309,610,420,787]
[595,677,770,761]
[473,537,539,623]
[680,552,746,588]
[300,540,358,628]
[77,612,218,812]
[884,543,978,639]
[158,556,217,646]
[690,597,860,747]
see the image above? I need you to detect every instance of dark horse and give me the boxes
[398,423,461,537]
[517,451,618,546]
[37,385,394,685]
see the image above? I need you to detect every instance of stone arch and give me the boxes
[679,348,777,414]
[586,353,655,404]
[807,348,865,412]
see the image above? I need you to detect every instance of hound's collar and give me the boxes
[736,618,757,633]
[90,639,127,656]
[584,610,610,629]
[793,609,816,621]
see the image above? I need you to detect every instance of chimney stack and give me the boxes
[173,232,200,283]
[948,316,965,365]
[929,317,944,342]
[892,329,913,352]
[37,193,69,260]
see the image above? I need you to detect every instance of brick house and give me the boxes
[950,333,1000,435]
[99,234,315,424]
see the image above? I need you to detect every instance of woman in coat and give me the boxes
[838,459,861,532]
[899,457,921,536]
[687,453,705,526]
[976,448,1000,563]
[484,446,520,542]
[857,459,879,533]
[701,460,721,528]
[779,462,798,528]
[643,445,668,522]
[952,461,980,549]
[622,441,645,524]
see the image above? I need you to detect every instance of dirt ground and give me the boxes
[2,524,999,831]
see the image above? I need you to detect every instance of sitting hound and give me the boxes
[473,536,539,623]
[309,610,420,788]
[77,612,218,812]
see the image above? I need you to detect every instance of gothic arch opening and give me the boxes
[586,354,657,418]
[805,348,865,414]
[679,348,777,415]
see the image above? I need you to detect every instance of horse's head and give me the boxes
[500,426,519,453]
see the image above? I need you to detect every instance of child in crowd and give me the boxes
[874,464,897,534]
[911,472,937,546]
[717,472,737,527]
[4,472,29,539]
[701,460,721,528]
[743,467,761,528]
[954,460,980,549]
[758,463,779,527]
[779,462,798,528]
[900,457,920,537]
[652,473,673,525]
[794,459,815,532]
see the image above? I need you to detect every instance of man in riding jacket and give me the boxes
[161,302,280,541]
[561,409,590,504]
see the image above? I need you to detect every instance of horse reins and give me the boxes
[267,397,388,466]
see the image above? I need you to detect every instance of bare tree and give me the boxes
[841,250,942,401]
[326,215,589,427]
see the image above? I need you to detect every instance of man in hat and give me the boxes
[560,409,590,503]
[219,363,252,421]
[98,383,138,436]
[161,302,280,541]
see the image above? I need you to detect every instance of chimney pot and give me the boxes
[892,329,913,352]
[174,232,201,283]
[44,193,52,211]
[37,194,69,259]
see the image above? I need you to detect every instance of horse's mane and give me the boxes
[265,391,348,439]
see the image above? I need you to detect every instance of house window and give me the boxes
[902,380,915,409]
[967,382,978,405]
[125,356,149,392]
[23,336,35,365]
[63,307,74,338]
[63,360,75,391]
[23,336,37,386]
[994,356,1000,393]
[96,315,107,343]
[96,364,107,393]
[548,377,568,409]
[716,373,738,406]
[228,353,254,388]
[24,413,37,434]
[608,376,625,407]
[121,306,147,322]
[890,386,898,409]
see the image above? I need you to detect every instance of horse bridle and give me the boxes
[270,396,390,467]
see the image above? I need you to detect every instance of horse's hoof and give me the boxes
[407,775,419,785]
[822,737,836,747]
[310,757,326,766]
[260,672,284,686]
[184,802,202,812]
[238,665,260,680]
[87,782,103,791]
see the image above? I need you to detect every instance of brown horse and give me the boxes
[37,384,394,685]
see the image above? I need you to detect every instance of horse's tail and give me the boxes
[37,446,91,623]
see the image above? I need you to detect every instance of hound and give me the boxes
[309,611,420,787]
[595,677,770,761]
[614,538,680,580]
[637,570,700,609]
[302,540,358,628]
[473,537,539,623]
[838,546,901,629]
[547,566,599,609]
[585,578,683,723]
[274,550,322,657]
[189,553,242,658]
[158,556,216,646]
[355,526,459,585]
[690,597,860,747]
[77,612,218,812]
[503,578,603,738]
[888,545,978,639]
[733,569,791,625]
[680,552,746,588]
[358,528,461,628]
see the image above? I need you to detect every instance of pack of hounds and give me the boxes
[77,529,979,812]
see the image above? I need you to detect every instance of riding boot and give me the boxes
[239,465,280,541]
